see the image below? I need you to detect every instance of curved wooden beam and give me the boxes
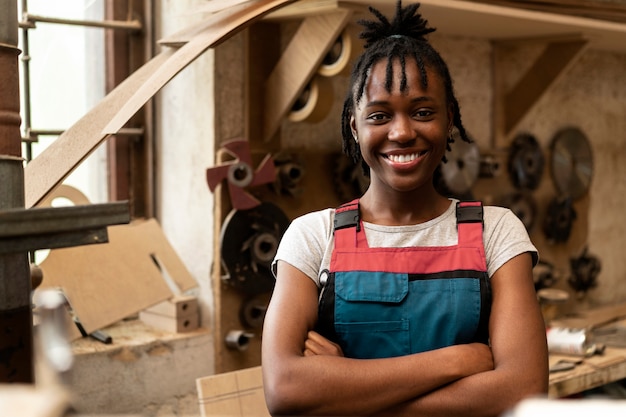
[24,0,296,208]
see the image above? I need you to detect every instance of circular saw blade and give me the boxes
[508,133,545,190]
[440,131,481,195]
[220,202,290,294]
[550,127,593,200]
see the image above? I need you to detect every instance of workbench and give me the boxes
[549,347,626,398]
[547,302,626,398]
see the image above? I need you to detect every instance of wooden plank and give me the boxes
[24,0,296,209]
[158,1,269,47]
[197,366,269,417]
[103,0,297,136]
[37,218,198,335]
[503,38,587,134]
[139,309,199,333]
[262,9,352,141]
[549,347,626,398]
[263,0,339,20]
[23,50,172,209]
[551,302,626,330]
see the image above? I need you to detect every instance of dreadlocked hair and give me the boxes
[341,0,471,176]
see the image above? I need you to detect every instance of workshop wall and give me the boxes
[155,8,626,375]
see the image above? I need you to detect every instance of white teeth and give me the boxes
[388,152,420,163]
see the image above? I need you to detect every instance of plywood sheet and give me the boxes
[37,218,197,335]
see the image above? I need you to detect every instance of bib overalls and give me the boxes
[316,200,491,359]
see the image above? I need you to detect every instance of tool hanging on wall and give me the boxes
[436,129,480,199]
[550,127,593,201]
[287,75,334,124]
[507,132,544,190]
[568,246,601,298]
[501,192,537,231]
[206,139,276,210]
[533,259,559,291]
[220,202,290,295]
[272,153,306,197]
[334,153,370,202]
[239,293,270,330]
[317,25,360,77]
[543,196,577,244]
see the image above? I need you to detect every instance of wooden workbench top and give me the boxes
[549,346,626,398]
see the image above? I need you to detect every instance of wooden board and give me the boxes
[24,0,297,209]
[549,347,626,398]
[550,302,626,330]
[37,218,197,335]
[262,9,352,141]
[24,51,172,209]
[196,366,269,417]
[103,0,297,136]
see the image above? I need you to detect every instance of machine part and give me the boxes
[508,133,544,190]
[272,153,306,196]
[239,293,270,329]
[533,260,559,291]
[206,139,276,210]
[334,154,369,202]
[220,202,290,294]
[479,154,502,178]
[543,196,577,244]
[568,246,601,297]
[317,27,355,77]
[288,75,334,123]
[439,130,481,196]
[225,330,254,351]
[502,192,537,231]
[550,127,593,200]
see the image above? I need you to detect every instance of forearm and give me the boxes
[374,365,548,417]
[263,344,484,416]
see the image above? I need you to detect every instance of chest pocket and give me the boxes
[332,271,484,359]
[334,271,409,359]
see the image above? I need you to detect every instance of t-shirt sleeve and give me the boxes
[484,207,539,277]
[271,209,332,286]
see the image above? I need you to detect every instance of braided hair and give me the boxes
[341,1,471,176]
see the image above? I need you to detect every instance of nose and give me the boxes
[388,114,415,143]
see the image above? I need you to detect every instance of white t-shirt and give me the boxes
[273,199,538,287]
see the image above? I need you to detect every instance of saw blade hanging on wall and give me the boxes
[550,127,593,200]
[507,133,545,190]
[220,202,290,295]
[438,129,480,197]
[206,139,276,210]
[543,196,577,244]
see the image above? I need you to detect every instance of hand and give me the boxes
[303,330,344,357]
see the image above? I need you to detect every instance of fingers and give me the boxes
[304,331,344,357]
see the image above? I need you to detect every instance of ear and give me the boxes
[350,115,357,139]
[447,104,454,133]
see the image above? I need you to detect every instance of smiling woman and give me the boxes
[262,1,549,416]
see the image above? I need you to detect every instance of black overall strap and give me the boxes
[334,200,360,232]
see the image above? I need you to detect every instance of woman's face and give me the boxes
[351,58,452,195]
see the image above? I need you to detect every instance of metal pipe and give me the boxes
[0,0,34,383]
[19,0,32,161]
[23,127,145,139]
[21,13,142,32]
